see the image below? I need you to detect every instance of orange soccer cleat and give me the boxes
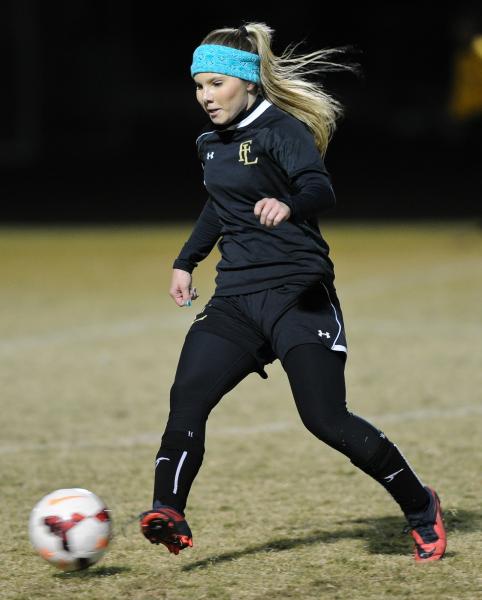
[139,505,193,555]
[405,486,447,562]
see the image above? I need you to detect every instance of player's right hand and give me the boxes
[170,269,199,307]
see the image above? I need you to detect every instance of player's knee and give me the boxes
[169,378,204,409]
[167,379,215,430]
[298,410,353,451]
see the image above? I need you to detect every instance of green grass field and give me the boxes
[1,222,481,599]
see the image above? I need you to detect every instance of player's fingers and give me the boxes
[170,287,182,303]
[260,204,273,225]
[256,197,276,218]
[254,198,266,216]
[172,286,191,307]
[262,207,279,227]
[182,287,192,305]
[272,206,290,227]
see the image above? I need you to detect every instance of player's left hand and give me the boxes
[254,198,291,228]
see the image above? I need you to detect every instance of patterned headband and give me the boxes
[190,44,260,84]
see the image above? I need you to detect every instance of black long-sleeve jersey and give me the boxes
[173,94,337,296]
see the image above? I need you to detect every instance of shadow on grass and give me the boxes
[183,508,478,571]
[54,565,130,578]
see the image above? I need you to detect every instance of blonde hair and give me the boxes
[200,22,362,157]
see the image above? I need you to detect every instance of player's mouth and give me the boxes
[208,108,221,117]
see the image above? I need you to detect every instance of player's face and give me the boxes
[194,73,257,125]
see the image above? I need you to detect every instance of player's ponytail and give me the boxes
[199,22,362,157]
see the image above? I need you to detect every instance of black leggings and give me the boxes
[166,330,382,459]
[154,330,429,515]
[164,330,258,440]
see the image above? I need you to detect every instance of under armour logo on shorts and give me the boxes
[318,330,331,339]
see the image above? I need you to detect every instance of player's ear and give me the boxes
[246,82,256,93]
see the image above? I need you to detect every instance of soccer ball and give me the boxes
[29,488,112,571]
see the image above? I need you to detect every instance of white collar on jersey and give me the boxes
[227,99,272,129]
[196,99,273,144]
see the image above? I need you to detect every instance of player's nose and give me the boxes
[203,88,214,103]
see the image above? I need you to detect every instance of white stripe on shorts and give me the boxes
[321,283,342,349]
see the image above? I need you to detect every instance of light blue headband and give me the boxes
[191,44,260,84]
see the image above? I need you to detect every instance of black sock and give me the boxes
[351,433,430,516]
[152,430,205,515]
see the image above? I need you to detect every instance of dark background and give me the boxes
[1,1,481,222]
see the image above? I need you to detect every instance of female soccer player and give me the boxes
[140,22,446,562]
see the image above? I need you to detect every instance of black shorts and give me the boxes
[186,278,348,379]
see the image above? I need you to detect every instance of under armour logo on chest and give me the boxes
[206,152,214,159]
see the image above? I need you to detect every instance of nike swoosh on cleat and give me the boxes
[417,544,436,558]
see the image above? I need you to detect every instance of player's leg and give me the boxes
[141,329,259,552]
[282,343,446,561]
[153,329,259,512]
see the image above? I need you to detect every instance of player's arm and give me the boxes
[279,169,336,223]
[172,196,222,273]
[265,121,336,224]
